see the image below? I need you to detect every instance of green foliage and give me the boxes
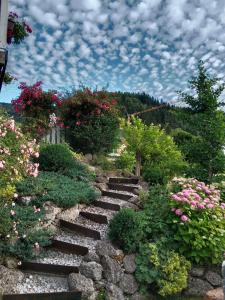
[135,241,191,296]
[179,61,225,182]
[92,154,116,171]
[0,203,52,260]
[122,117,186,183]
[108,208,147,253]
[115,151,136,172]
[38,143,91,181]
[16,171,99,208]
[96,288,106,300]
[61,89,120,154]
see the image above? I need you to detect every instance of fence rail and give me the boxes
[42,127,65,144]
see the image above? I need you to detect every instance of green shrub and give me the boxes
[115,151,136,172]
[135,241,191,296]
[61,89,120,154]
[16,172,99,208]
[108,208,147,253]
[92,154,115,171]
[38,144,92,181]
[0,203,52,260]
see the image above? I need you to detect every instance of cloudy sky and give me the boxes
[1,0,225,104]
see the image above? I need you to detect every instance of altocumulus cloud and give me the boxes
[6,0,225,104]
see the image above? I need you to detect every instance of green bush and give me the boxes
[16,172,99,208]
[135,241,191,296]
[92,154,116,171]
[115,151,136,172]
[0,203,52,260]
[38,144,92,181]
[108,208,147,253]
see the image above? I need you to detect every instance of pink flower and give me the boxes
[207,203,214,209]
[175,209,183,216]
[181,215,189,222]
[0,160,5,170]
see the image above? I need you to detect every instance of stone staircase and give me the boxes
[3,176,140,300]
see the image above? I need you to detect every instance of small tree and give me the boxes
[179,61,225,182]
[122,117,186,182]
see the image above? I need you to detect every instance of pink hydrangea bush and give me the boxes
[0,112,39,201]
[169,178,225,264]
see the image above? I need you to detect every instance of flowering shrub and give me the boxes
[170,178,225,264]
[61,89,119,154]
[0,112,39,201]
[7,12,32,44]
[12,82,62,138]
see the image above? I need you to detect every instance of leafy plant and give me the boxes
[16,171,99,208]
[7,12,32,45]
[115,150,136,172]
[108,208,147,253]
[92,154,116,171]
[135,241,191,296]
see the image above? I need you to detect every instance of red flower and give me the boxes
[76,121,81,126]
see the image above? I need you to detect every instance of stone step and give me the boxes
[79,211,108,224]
[109,177,139,184]
[93,199,121,211]
[50,239,89,256]
[3,291,81,300]
[54,230,97,254]
[80,205,116,222]
[19,261,79,275]
[107,183,139,193]
[102,190,133,201]
[60,219,101,240]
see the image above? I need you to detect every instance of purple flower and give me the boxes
[181,215,189,222]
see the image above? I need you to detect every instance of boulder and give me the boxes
[58,205,81,222]
[4,257,19,269]
[184,277,213,296]
[0,265,24,294]
[96,241,117,258]
[120,274,138,295]
[123,254,136,273]
[101,255,123,284]
[94,182,107,192]
[80,261,103,281]
[83,251,100,263]
[190,267,205,277]
[106,283,125,300]
[68,273,95,298]
[205,271,222,287]
[205,288,224,300]
[43,201,62,225]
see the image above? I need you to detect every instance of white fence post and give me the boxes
[42,126,64,144]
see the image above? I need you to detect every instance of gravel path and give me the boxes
[34,250,82,266]
[14,273,69,294]
[99,196,136,209]
[81,205,117,220]
[107,189,134,196]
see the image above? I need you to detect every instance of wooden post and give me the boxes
[0,0,8,48]
[135,151,141,177]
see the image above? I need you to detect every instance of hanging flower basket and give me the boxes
[7,12,32,45]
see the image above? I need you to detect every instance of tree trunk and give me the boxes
[135,151,141,177]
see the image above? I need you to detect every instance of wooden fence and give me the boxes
[42,127,65,144]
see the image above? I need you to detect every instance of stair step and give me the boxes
[50,239,88,256]
[3,291,81,300]
[19,261,79,275]
[80,211,108,224]
[107,183,139,193]
[109,177,139,184]
[102,190,132,200]
[60,219,101,240]
[93,200,121,211]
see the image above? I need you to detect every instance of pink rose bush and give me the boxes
[169,177,225,264]
[0,112,39,201]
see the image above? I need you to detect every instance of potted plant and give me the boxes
[7,12,32,45]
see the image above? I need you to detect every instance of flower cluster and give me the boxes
[7,12,32,44]
[0,113,39,201]
[12,82,62,138]
[60,88,118,129]
[170,178,224,223]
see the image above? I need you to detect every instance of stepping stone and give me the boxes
[3,292,81,300]
[107,183,140,193]
[102,190,132,201]
[109,177,139,184]
[60,219,101,240]
[79,211,108,224]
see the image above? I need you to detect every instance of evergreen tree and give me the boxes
[179,61,225,182]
